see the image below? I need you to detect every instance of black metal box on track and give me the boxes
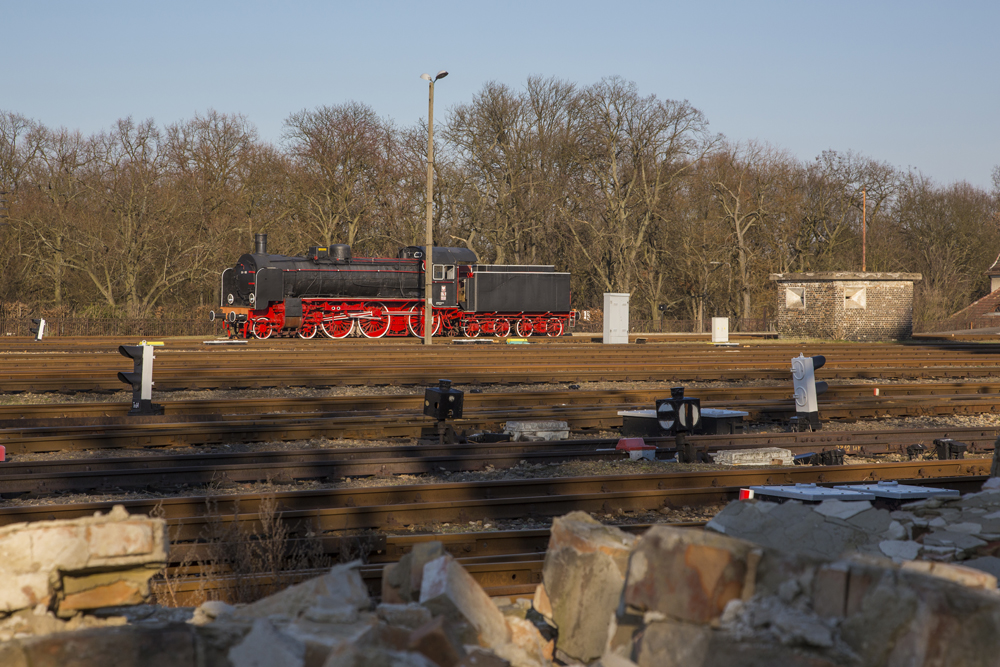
[424,380,464,421]
[466,268,570,313]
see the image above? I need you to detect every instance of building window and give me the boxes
[785,287,806,309]
[845,287,867,309]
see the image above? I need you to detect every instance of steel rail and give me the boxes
[0,426,994,495]
[4,380,1000,423]
[0,462,987,533]
[4,390,1000,455]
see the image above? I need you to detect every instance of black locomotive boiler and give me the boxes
[216,234,574,339]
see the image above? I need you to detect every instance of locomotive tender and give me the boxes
[216,234,573,339]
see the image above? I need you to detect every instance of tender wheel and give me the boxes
[407,306,441,337]
[251,319,272,340]
[463,320,481,338]
[297,322,318,339]
[516,319,533,337]
[359,303,391,338]
[321,318,354,339]
[495,319,511,338]
[547,318,564,337]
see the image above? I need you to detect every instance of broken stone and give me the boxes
[376,602,433,630]
[504,614,552,665]
[901,560,999,590]
[814,499,871,520]
[621,525,752,625]
[541,511,635,663]
[420,554,511,650]
[323,644,439,667]
[384,542,447,604]
[0,505,167,615]
[408,615,462,667]
[229,617,306,667]
[235,561,369,621]
[531,584,552,623]
[878,540,921,561]
[304,603,359,624]
[960,555,1000,581]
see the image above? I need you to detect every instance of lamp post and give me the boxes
[421,69,448,345]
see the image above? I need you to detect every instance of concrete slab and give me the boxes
[713,448,793,466]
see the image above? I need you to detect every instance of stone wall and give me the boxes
[770,272,921,341]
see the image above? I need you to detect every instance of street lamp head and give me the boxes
[435,70,449,81]
[420,73,432,82]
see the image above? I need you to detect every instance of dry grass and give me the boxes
[151,493,331,607]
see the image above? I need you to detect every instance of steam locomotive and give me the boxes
[214,234,574,339]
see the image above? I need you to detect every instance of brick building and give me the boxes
[769,272,922,341]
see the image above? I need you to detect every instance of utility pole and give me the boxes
[420,70,448,345]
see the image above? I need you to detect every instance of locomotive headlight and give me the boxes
[227,294,234,305]
[249,293,255,305]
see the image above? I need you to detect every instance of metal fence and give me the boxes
[0,317,225,338]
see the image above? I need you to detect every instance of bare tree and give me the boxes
[445,77,579,264]
[282,102,400,253]
[563,77,714,295]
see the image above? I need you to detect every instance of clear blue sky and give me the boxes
[6,0,998,188]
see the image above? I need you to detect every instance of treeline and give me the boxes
[1,76,998,329]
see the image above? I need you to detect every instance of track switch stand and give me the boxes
[424,379,464,444]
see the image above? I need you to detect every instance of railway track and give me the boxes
[0,427,994,496]
[3,386,1000,455]
[6,340,1000,392]
[0,461,987,535]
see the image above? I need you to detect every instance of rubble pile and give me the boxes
[6,495,1000,665]
[707,477,1000,578]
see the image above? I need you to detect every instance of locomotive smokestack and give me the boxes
[254,233,268,255]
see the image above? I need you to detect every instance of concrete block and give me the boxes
[621,525,753,625]
[0,506,167,615]
[503,421,569,441]
[711,447,792,466]
[420,554,510,650]
[542,511,635,663]
[86,521,156,559]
